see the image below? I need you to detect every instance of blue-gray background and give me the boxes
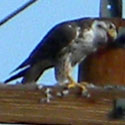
[0,0,124,85]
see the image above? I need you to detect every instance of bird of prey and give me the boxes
[5,18,117,92]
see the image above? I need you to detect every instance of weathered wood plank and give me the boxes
[0,83,125,124]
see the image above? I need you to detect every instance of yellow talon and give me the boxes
[77,82,88,92]
[67,80,89,93]
[68,83,76,88]
[66,73,89,95]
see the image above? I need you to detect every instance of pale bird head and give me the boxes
[94,20,117,39]
[104,21,117,40]
[91,20,117,46]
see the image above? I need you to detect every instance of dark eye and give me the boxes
[109,24,113,29]
[97,24,103,28]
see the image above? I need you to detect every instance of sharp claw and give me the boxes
[77,82,88,92]
[67,79,90,97]
[68,83,76,89]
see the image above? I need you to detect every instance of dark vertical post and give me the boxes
[100,0,122,17]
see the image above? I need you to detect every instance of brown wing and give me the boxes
[12,21,78,72]
[5,20,79,83]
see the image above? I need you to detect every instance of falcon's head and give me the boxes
[90,20,117,47]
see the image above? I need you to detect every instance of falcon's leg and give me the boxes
[64,61,89,95]
[67,74,88,92]
[55,54,89,96]
[66,71,89,96]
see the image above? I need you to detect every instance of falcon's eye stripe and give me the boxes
[97,24,103,28]
[109,24,113,29]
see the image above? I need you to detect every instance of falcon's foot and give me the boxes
[78,82,91,97]
[68,81,90,97]
[66,76,90,97]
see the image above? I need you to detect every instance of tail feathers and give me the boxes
[4,68,29,83]
[10,58,30,74]
[5,60,53,84]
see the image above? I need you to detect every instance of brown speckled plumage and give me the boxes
[5,17,117,85]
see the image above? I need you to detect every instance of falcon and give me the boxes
[5,18,117,92]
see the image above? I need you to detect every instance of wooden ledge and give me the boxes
[0,83,125,124]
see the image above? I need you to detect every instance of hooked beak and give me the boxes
[107,28,117,40]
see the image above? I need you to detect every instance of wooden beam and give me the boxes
[0,83,125,124]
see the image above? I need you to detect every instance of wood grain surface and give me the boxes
[0,84,125,124]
